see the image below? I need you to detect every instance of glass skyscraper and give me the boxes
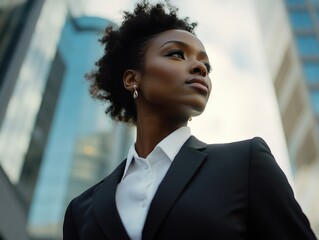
[254,0,319,236]
[0,1,68,238]
[283,0,319,236]
[285,0,319,127]
[26,14,132,240]
[0,1,133,239]
[0,0,68,184]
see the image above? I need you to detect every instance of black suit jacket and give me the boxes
[63,136,317,240]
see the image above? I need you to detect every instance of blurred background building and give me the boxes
[254,0,319,236]
[0,0,132,239]
[0,0,318,239]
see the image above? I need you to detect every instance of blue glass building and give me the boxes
[285,0,319,125]
[27,14,132,240]
[0,1,67,238]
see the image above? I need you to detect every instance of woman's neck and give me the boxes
[134,116,187,158]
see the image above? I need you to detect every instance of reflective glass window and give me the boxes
[289,11,313,30]
[285,0,306,4]
[304,62,319,84]
[0,0,31,84]
[310,91,319,114]
[296,36,319,56]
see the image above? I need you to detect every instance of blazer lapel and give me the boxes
[92,160,130,240]
[142,136,207,240]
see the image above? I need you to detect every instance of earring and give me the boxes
[133,85,138,99]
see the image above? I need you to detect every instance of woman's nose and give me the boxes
[190,61,207,77]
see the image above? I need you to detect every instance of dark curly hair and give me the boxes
[86,0,197,124]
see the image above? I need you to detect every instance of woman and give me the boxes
[63,1,317,239]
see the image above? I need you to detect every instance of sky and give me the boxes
[70,0,292,181]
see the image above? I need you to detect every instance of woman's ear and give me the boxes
[123,69,140,92]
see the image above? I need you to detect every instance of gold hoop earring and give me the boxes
[133,85,138,99]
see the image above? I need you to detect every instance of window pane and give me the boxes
[0,0,31,84]
[303,62,319,84]
[289,11,313,29]
[310,91,319,114]
[296,36,319,56]
[285,0,306,4]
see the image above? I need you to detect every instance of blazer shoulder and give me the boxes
[205,137,263,154]
[206,136,270,151]
[203,137,275,170]
[206,137,260,147]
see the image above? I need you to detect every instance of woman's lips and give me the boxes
[186,78,209,93]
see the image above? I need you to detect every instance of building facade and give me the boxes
[0,0,44,129]
[254,0,319,236]
[284,0,319,235]
[0,1,133,239]
[0,0,67,184]
[0,1,47,238]
[0,167,28,240]
[26,13,132,240]
[285,0,319,135]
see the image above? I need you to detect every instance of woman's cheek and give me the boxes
[154,66,185,86]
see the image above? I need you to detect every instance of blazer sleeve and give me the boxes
[63,200,80,240]
[248,137,317,240]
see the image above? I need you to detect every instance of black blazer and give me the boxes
[63,136,317,240]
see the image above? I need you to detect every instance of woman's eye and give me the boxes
[165,50,185,59]
[204,63,212,73]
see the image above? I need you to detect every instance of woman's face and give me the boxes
[137,29,212,121]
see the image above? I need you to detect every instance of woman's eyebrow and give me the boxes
[160,40,188,48]
[160,40,209,59]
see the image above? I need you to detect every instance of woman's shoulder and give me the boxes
[207,136,268,147]
[202,136,279,175]
[205,136,271,155]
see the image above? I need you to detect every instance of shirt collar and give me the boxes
[122,126,191,180]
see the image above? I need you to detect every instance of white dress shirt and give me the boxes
[115,126,191,240]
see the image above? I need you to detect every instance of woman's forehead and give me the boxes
[149,29,206,51]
